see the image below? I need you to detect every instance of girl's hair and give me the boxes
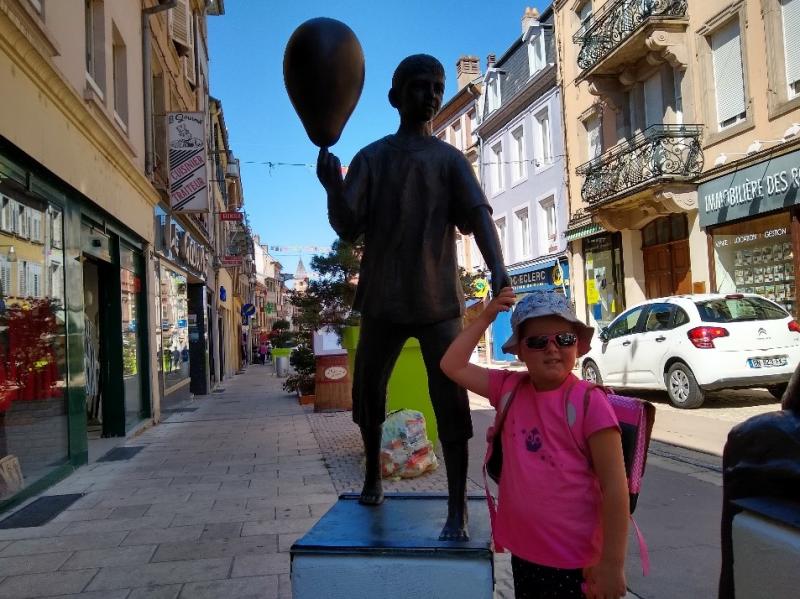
[391,54,445,95]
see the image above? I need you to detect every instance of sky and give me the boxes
[208,1,546,270]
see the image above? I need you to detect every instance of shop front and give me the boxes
[491,258,570,361]
[581,232,625,329]
[699,148,800,317]
[0,144,153,510]
[154,209,212,407]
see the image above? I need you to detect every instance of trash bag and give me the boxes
[379,409,439,479]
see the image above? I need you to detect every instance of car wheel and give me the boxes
[767,383,788,401]
[665,362,705,409]
[582,360,603,385]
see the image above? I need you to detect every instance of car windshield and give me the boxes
[695,297,788,323]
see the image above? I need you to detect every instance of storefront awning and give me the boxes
[565,222,604,242]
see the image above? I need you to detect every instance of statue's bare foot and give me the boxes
[358,478,384,506]
[439,515,469,541]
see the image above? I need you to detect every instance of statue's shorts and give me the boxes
[351,315,473,443]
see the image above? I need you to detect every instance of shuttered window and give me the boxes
[711,19,746,129]
[782,0,800,96]
[585,115,602,160]
[0,257,11,297]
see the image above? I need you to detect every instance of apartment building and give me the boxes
[432,55,483,274]
[557,0,800,330]
[476,6,570,361]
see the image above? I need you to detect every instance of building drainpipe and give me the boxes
[143,0,178,178]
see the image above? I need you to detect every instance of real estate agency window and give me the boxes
[711,212,795,316]
[511,125,526,181]
[710,17,746,130]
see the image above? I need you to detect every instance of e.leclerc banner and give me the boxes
[167,112,209,212]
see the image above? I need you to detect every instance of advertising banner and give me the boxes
[167,112,209,212]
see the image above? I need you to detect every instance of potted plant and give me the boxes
[283,342,316,404]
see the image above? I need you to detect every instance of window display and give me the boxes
[712,212,795,315]
[159,266,190,390]
[583,233,625,327]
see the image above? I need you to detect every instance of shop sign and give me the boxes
[507,260,570,294]
[161,219,210,277]
[712,227,789,249]
[218,211,243,222]
[698,148,800,227]
[221,256,243,267]
[167,112,209,212]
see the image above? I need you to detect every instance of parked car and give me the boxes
[579,294,800,408]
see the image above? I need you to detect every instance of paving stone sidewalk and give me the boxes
[0,365,336,599]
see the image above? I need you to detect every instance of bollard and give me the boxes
[275,356,289,378]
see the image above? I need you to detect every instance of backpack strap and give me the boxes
[483,374,528,553]
[566,382,651,577]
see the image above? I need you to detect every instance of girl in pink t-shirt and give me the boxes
[441,288,629,599]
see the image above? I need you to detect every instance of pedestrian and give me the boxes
[259,340,268,365]
[265,341,272,364]
[440,289,629,599]
[317,53,510,540]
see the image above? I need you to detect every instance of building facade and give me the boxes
[432,55,483,274]
[0,0,162,507]
[477,6,570,361]
[557,0,800,331]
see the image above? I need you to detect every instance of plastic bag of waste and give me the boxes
[379,409,439,479]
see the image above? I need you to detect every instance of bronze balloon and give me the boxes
[283,18,365,148]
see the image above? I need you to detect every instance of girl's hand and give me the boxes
[582,559,627,599]
[484,287,515,320]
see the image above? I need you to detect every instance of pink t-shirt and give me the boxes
[488,370,619,569]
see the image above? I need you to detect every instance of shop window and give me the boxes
[583,233,625,327]
[710,212,795,316]
[160,267,190,390]
[0,194,68,501]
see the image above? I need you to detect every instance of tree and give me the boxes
[271,319,290,331]
[289,238,362,339]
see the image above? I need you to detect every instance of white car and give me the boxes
[579,294,800,408]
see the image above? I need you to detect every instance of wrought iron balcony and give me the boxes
[576,124,703,205]
[574,0,687,73]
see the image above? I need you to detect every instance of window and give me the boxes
[31,210,43,243]
[528,32,546,76]
[541,197,557,245]
[452,121,463,151]
[644,304,674,331]
[487,77,501,113]
[710,19,746,129]
[576,0,593,32]
[495,217,507,256]
[0,196,14,233]
[534,110,552,166]
[17,205,30,239]
[469,110,477,144]
[515,207,530,259]
[643,70,663,127]
[85,0,105,94]
[490,142,505,193]
[50,208,63,249]
[584,114,602,160]
[511,126,527,181]
[607,306,645,340]
[0,257,11,297]
[782,0,800,97]
[112,25,128,128]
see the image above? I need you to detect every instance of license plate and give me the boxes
[748,356,788,368]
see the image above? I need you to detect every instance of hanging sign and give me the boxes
[220,256,243,267]
[167,112,209,212]
[219,211,243,222]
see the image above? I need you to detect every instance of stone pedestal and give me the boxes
[291,493,493,599]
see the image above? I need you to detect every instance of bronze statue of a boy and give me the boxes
[317,54,510,541]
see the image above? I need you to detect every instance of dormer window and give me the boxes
[526,29,546,76]
[486,72,502,113]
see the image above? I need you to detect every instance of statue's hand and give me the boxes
[317,148,344,195]
[491,268,511,298]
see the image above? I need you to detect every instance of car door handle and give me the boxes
[655,336,666,342]
[622,340,632,346]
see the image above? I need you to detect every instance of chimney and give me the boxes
[521,7,540,34]
[456,55,481,90]
[486,54,496,69]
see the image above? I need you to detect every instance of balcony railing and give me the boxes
[576,124,703,205]
[574,0,687,72]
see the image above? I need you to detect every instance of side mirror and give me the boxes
[599,328,609,342]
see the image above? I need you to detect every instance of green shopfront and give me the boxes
[0,143,152,512]
[698,147,800,317]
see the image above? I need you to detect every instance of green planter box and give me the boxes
[272,348,292,358]
[342,326,438,444]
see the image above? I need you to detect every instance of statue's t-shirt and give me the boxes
[330,134,490,324]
